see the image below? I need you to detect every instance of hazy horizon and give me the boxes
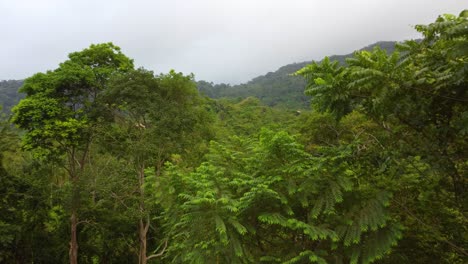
[1,1,466,84]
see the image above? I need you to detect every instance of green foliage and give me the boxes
[0,112,70,262]
[159,129,401,263]
[296,11,468,263]
[0,114,22,261]
[2,11,466,264]
[12,42,134,160]
[104,68,214,168]
[0,80,24,114]
[10,43,136,263]
[198,41,396,110]
[99,67,215,262]
[208,97,299,138]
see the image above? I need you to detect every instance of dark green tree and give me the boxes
[11,43,134,264]
[103,68,213,263]
[296,11,468,263]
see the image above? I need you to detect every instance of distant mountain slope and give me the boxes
[197,41,397,109]
[1,41,398,113]
[0,80,23,114]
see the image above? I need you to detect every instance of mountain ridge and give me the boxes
[1,41,397,113]
[197,41,397,109]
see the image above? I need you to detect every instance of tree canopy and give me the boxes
[1,11,467,264]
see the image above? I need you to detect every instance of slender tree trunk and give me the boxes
[139,218,148,264]
[70,209,78,264]
[69,147,81,264]
[138,164,149,264]
[137,162,167,263]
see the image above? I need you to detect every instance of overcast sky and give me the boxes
[1,1,466,84]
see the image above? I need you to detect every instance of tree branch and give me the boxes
[394,199,468,257]
[146,239,168,260]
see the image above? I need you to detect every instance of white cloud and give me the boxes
[1,0,466,83]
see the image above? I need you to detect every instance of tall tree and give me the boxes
[103,68,213,263]
[12,43,134,264]
[296,11,468,263]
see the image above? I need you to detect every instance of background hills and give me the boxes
[196,41,396,109]
[0,41,396,113]
[0,80,23,113]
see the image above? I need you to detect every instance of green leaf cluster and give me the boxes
[296,10,468,263]
[160,129,401,263]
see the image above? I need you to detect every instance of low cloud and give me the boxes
[1,0,466,84]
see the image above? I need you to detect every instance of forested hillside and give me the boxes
[197,41,396,109]
[0,42,395,113]
[1,12,467,264]
[0,80,23,113]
